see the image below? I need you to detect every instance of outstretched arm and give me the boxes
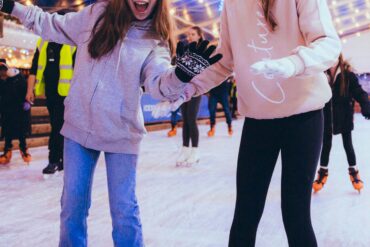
[1,0,100,46]
[190,3,234,96]
[141,43,186,102]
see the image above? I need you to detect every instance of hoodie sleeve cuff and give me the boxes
[1,0,15,14]
[9,2,29,22]
[287,54,305,76]
[159,69,187,101]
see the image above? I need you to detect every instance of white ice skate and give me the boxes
[176,147,191,167]
[184,147,200,167]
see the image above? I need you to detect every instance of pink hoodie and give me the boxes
[191,0,342,119]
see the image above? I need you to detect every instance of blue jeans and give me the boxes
[170,108,180,128]
[59,138,144,247]
[208,92,232,126]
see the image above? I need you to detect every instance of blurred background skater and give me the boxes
[0,59,32,165]
[167,107,180,137]
[313,54,370,193]
[26,27,76,178]
[230,77,238,119]
[176,26,204,167]
[207,76,233,137]
[167,56,180,137]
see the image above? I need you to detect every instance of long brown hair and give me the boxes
[261,0,277,31]
[88,0,176,60]
[328,54,352,96]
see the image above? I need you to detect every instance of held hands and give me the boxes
[175,41,223,82]
[154,40,222,118]
[152,83,197,119]
[250,57,296,79]
[152,98,185,119]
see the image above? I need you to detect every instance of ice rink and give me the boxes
[1,115,370,247]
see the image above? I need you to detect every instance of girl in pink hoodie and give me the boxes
[155,0,341,246]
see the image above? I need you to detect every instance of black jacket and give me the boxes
[324,71,370,135]
[0,73,31,139]
[210,78,231,97]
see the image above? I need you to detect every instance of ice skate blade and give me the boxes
[43,171,60,180]
[176,162,187,168]
[355,188,363,194]
[312,184,324,194]
[184,160,199,167]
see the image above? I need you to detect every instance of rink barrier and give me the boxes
[0,94,225,149]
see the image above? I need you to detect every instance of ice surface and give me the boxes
[1,115,370,247]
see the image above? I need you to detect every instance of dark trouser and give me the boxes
[229,110,323,247]
[4,136,27,151]
[181,96,201,148]
[320,131,356,167]
[170,108,180,129]
[231,96,237,118]
[46,97,65,164]
[208,93,232,127]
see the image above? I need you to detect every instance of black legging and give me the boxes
[181,96,201,147]
[5,136,27,151]
[320,131,356,167]
[229,110,323,247]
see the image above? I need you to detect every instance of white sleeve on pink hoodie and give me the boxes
[191,0,341,96]
[292,0,342,76]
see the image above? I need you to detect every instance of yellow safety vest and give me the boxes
[35,38,76,97]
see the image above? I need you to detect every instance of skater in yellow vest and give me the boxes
[26,36,76,178]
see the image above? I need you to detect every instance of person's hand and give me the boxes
[175,40,223,82]
[250,57,296,79]
[152,98,184,119]
[152,84,197,119]
[25,90,35,105]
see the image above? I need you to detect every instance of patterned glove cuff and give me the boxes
[175,51,210,82]
[1,0,15,14]
[175,67,193,83]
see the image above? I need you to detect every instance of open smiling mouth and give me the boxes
[134,1,149,13]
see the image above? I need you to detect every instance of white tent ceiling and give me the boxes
[0,0,370,71]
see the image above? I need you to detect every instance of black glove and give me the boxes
[0,0,15,14]
[361,104,370,120]
[175,40,223,82]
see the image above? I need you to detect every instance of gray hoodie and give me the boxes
[12,2,185,154]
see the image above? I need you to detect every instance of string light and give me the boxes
[182,9,191,22]
[205,3,213,17]
[212,23,219,38]
[328,0,370,39]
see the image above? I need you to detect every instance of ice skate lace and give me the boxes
[349,170,362,184]
[315,170,328,184]
[20,149,30,157]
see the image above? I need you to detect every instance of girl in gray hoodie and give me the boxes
[1,0,222,246]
